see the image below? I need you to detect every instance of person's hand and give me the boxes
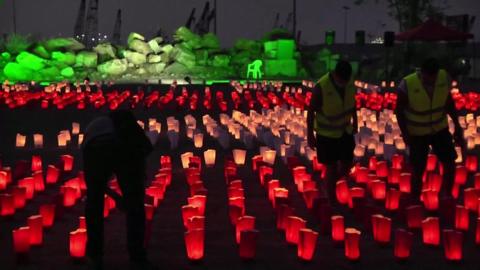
[308,133,316,149]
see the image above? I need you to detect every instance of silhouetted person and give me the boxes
[395,58,465,203]
[307,61,357,205]
[82,110,154,270]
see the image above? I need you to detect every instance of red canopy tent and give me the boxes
[395,19,474,41]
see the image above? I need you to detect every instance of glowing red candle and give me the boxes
[62,186,78,207]
[476,218,480,245]
[369,156,377,171]
[391,154,404,170]
[376,161,388,178]
[406,205,424,229]
[285,216,306,245]
[18,177,35,200]
[422,190,439,211]
[268,180,280,202]
[186,216,205,231]
[182,205,200,227]
[61,155,74,172]
[344,228,361,261]
[336,180,350,205]
[12,227,31,254]
[160,155,171,168]
[188,195,207,216]
[31,155,42,172]
[331,215,345,242]
[27,215,43,246]
[228,187,244,199]
[69,229,87,259]
[229,197,245,213]
[0,171,8,191]
[394,229,413,260]
[454,166,467,186]
[465,155,478,172]
[239,230,258,260]
[298,229,318,261]
[12,186,26,209]
[185,229,204,260]
[32,171,45,192]
[46,165,60,184]
[463,188,478,211]
[303,189,320,209]
[0,194,15,216]
[251,155,263,171]
[455,205,469,231]
[273,188,289,209]
[399,173,411,193]
[425,173,442,192]
[443,230,463,261]
[426,154,437,171]
[388,168,401,184]
[259,166,273,186]
[39,204,55,228]
[79,216,86,230]
[372,214,392,244]
[475,173,480,189]
[370,180,386,200]
[229,205,243,225]
[422,217,440,246]
[385,188,401,211]
[236,216,255,244]
[146,186,164,207]
[355,167,369,184]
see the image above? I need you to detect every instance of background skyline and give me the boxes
[0,0,478,47]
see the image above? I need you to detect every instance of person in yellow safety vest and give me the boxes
[395,58,466,205]
[307,60,357,206]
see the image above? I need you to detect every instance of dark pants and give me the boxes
[315,133,355,203]
[83,135,147,262]
[408,128,457,200]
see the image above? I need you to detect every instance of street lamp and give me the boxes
[342,6,350,44]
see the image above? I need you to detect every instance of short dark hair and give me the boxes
[421,58,440,76]
[334,60,353,82]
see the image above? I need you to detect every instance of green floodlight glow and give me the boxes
[325,31,335,45]
[246,59,263,80]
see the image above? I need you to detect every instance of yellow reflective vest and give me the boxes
[313,73,356,139]
[403,69,449,136]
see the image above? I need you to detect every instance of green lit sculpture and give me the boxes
[247,60,263,79]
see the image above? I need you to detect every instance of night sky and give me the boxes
[0,0,478,47]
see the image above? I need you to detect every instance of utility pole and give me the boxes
[74,0,87,41]
[342,5,350,44]
[214,0,217,34]
[12,0,17,33]
[293,0,297,39]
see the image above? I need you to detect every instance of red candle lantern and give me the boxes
[188,195,207,216]
[336,180,350,205]
[391,154,404,170]
[268,180,280,202]
[228,187,244,199]
[394,229,413,260]
[426,154,437,171]
[331,215,345,242]
[62,186,78,207]
[372,214,392,244]
[422,217,440,246]
[422,190,439,211]
[184,229,204,260]
[69,229,87,259]
[229,205,244,225]
[465,155,478,172]
[455,205,469,231]
[442,230,463,261]
[388,169,401,184]
[475,173,480,189]
[236,216,255,244]
[303,189,320,209]
[370,180,386,200]
[399,173,411,193]
[46,165,60,184]
[18,177,35,200]
[385,188,401,211]
[425,173,442,192]
[454,166,467,186]
[27,215,43,245]
[376,161,388,178]
[12,227,31,254]
[186,216,205,231]
[79,216,86,230]
[239,230,258,260]
[31,155,42,172]
[0,171,8,190]
[344,228,361,261]
[12,186,26,209]
[32,171,45,192]
[61,155,74,172]
[144,204,155,221]
[0,194,15,216]
[298,229,318,261]
[406,205,424,229]
[276,204,295,230]
[273,188,289,209]
[259,166,273,186]
[229,196,245,212]
[39,204,55,228]
[463,188,478,211]
[369,156,377,171]
[355,167,369,184]
[476,218,480,245]
[182,205,200,227]
[285,216,306,245]
[251,155,263,171]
